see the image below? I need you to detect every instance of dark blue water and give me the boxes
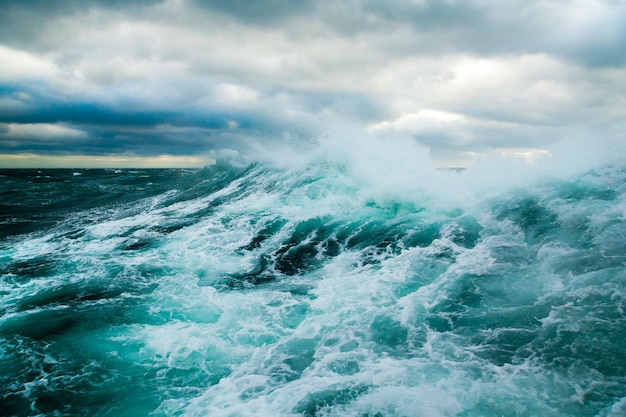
[1,144,625,416]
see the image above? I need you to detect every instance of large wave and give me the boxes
[1,134,625,416]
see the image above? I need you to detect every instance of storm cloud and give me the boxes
[1,0,625,166]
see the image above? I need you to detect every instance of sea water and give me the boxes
[1,136,625,416]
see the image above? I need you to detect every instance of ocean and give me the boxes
[1,139,625,416]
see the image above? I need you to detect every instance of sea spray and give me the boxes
[1,134,625,416]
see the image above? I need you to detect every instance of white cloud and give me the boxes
[0,45,56,80]
[213,84,259,108]
[370,109,468,133]
[3,123,88,140]
[497,147,551,165]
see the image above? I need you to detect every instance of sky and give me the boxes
[0,0,625,168]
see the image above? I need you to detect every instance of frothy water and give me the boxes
[1,137,625,416]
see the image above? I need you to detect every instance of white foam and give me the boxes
[601,397,626,417]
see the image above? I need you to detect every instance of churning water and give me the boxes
[1,137,625,416]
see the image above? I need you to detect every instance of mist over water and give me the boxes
[1,135,625,416]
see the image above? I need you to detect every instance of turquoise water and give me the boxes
[1,143,625,416]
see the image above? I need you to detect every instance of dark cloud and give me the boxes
[562,32,626,67]
[0,80,265,157]
[361,0,486,30]
[0,121,240,157]
[0,83,251,128]
[0,101,232,130]
[192,0,316,24]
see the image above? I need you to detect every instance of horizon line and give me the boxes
[0,153,216,169]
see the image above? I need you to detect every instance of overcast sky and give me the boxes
[1,0,625,167]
